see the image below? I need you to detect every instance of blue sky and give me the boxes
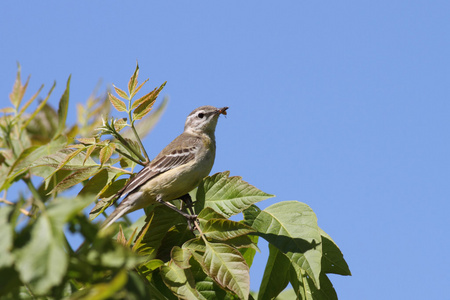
[1,2,449,298]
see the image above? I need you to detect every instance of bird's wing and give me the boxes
[117,134,201,197]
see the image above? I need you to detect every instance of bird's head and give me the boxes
[184,105,228,135]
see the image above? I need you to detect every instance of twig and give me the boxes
[0,198,33,217]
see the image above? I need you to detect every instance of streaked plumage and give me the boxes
[102,105,228,229]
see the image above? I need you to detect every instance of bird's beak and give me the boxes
[217,107,229,115]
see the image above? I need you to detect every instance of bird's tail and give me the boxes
[101,201,133,229]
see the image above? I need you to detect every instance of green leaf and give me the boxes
[320,228,351,276]
[131,78,149,98]
[31,147,98,172]
[247,201,322,289]
[171,246,192,269]
[15,196,92,294]
[238,235,259,268]
[79,168,125,198]
[113,118,128,132]
[0,205,15,268]
[69,269,128,300]
[43,147,86,180]
[157,224,195,263]
[201,242,250,300]
[9,63,26,108]
[25,102,59,144]
[22,82,56,131]
[257,244,290,300]
[202,219,255,241]
[123,96,168,140]
[135,206,187,258]
[108,92,127,112]
[55,75,71,137]
[195,171,274,218]
[189,258,230,300]
[48,166,100,194]
[1,136,67,191]
[161,261,207,300]
[18,84,44,117]
[128,63,139,96]
[123,138,142,157]
[89,195,116,221]
[113,84,129,100]
[290,263,338,300]
[99,142,116,165]
[131,91,156,120]
[197,207,227,221]
[77,137,97,145]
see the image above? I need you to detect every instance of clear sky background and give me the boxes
[1,2,449,299]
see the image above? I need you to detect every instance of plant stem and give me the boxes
[0,198,33,217]
[131,120,149,163]
[115,148,145,166]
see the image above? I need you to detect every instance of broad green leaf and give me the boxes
[79,168,125,198]
[0,205,15,268]
[31,147,98,172]
[135,206,186,258]
[15,196,92,294]
[113,84,129,100]
[202,242,250,300]
[202,219,255,241]
[55,75,71,138]
[238,235,259,268]
[69,269,128,300]
[275,289,297,300]
[248,201,322,289]
[171,246,192,269]
[44,147,86,180]
[197,207,227,221]
[183,237,206,254]
[128,63,139,96]
[48,166,100,194]
[320,228,351,276]
[138,258,164,281]
[108,92,127,112]
[258,244,290,300]
[1,136,67,191]
[290,263,338,300]
[161,261,207,300]
[195,171,274,218]
[157,224,195,263]
[189,258,230,300]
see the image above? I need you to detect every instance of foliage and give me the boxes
[0,64,350,300]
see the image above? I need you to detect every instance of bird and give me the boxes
[101,105,228,229]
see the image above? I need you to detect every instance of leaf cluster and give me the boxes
[0,64,350,300]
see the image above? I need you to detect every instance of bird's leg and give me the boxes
[179,193,196,215]
[156,194,198,223]
[179,193,198,231]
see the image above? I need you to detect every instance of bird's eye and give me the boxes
[197,112,204,118]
